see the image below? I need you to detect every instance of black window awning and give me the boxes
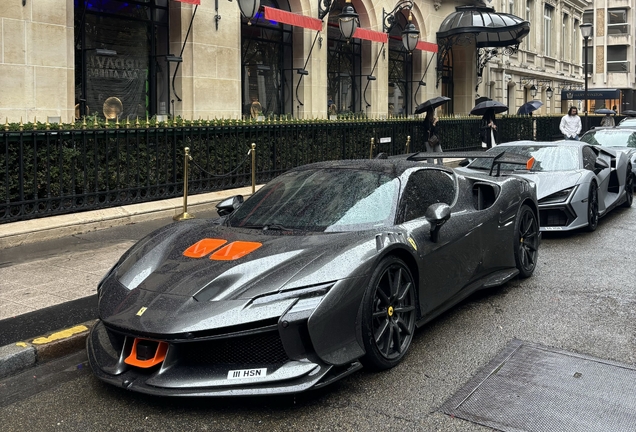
[435,6,530,91]
[437,6,530,48]
[561,89,621,100]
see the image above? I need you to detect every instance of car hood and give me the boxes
[510,171,583,200]
[98,220,380,334]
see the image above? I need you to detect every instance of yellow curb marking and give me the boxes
[15,342,28,347]
[31,325,88,345]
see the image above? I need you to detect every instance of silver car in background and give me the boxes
[459,141,633,232]
[581,127,636,179]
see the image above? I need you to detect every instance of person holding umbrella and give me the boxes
[560,106,582,140]
[423,107,442,164]
[597,108,616,127]
[480,108,498,149]
[470,100,507,148]
[415,96,450,164]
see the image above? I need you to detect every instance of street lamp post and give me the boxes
[580,23,593,132]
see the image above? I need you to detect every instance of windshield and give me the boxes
[227,168,400,232]
[468,146,581,172]
[618,118,636,126]
[581,129,636,148]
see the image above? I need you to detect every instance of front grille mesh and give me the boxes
[177,330,289,366]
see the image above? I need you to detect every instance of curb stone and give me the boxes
[0,320,97,379]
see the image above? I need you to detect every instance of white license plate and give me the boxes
[227,368,267,380]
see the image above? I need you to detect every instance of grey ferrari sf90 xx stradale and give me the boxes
[459,141,633,232]
[88,155,540,397]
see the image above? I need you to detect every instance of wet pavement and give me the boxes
[0,201,635,431]
[0,210,217,340]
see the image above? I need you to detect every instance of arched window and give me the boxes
[327,0,362,115]
[241,0,293,118]
[388,12,414,116]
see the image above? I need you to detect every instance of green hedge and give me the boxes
[1,115,602,223]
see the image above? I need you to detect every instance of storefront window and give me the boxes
[240,0,293,118]
[74,0,169,120]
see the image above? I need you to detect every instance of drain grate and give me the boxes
[441,339,636,432]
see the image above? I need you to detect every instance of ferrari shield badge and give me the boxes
[408,237,417,251]
[136,307,148,316]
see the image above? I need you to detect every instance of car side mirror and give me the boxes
[216,195,244,217]
[425,203,451,243]
[594,158,609,171]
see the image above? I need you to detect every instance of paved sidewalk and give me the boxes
[0,186,260,320]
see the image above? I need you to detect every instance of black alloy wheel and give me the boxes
[514,205,539,278]
[621,171,633,208]
[586,182,599,232]
[360,256,417,371]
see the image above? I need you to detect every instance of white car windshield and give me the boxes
[581,129,636,148]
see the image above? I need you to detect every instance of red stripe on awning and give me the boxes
[173,0,200,5]
[416,41,438,53]
[353,28,388,44]
[263,6,322,31]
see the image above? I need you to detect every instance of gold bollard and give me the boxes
[173,147,195,221]
[251,143,256,194]
[369,137,375,159]
[405,135,411,153]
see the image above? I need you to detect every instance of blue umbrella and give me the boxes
[517,100,543,115]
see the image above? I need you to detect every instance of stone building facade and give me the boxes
[0,0,594,123]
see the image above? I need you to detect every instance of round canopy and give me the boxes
[437,6,530,48]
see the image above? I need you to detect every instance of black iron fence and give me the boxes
[0,115,618,224]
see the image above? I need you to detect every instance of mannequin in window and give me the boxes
[250,96,263,119]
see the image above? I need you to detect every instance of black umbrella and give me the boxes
[470,100,508,116]
[595,108,615,115]
[623,110,636,117]
[414,96,451,114]
[517,100,543,115]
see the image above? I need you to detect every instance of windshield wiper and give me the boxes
[263,224,293,231]
[237,223,294,231]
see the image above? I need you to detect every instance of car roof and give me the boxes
[289,158,453,177]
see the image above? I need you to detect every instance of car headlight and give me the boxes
[539,186,577,204]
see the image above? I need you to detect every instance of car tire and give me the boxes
[586,182,599,232]
[513,204,539,279]
[621,171,633,208]
[360,256,416,371]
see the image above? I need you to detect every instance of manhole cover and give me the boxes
[441,339,636,432]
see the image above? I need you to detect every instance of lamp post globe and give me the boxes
[530,84,537,98]
[546,86,554,99]
[580,23,593,132]
[339,0,359,41]
[401,19,420,53]
[237,0,260,24]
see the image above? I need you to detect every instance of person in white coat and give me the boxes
[560,106,582,140]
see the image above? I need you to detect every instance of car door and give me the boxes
[584,145,613,212]
[397,168,484,316]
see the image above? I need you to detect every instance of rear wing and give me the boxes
[406,151,535,177]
